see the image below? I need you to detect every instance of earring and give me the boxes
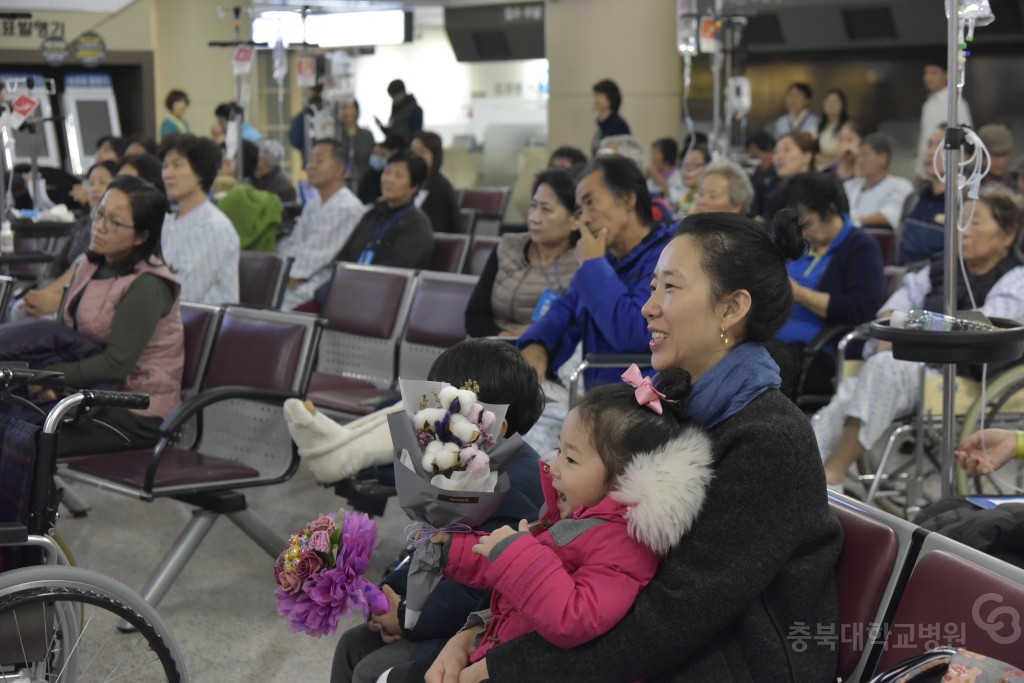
[720,329,729,347]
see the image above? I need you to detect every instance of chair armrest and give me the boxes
[803,324,855,359]
[158,386,298,434]
[146,387,298,493]
[567,353,652,406]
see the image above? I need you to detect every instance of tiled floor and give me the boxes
[56,466,412,682]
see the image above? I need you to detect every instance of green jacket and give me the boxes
[218,184,282,253]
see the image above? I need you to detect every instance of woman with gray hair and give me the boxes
[253,139,297,203]
[694,160,755,214]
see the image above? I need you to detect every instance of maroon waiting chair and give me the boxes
[458,208,479,236]
[872,530,1024,674]
[429,234,469,273]
[460,187,509,236]
[864,227,896,266]
[305,263,415,420]
[238,250,292,309]
[59,306,323,610]
[464,235,500,276]
[828,493,921,682]
[398,271,478,380]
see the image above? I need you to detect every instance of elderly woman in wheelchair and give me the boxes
[813,185,1024,488]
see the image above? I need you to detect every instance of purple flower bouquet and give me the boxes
[274,509,389,637]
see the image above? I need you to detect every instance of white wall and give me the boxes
[349,22,548,148]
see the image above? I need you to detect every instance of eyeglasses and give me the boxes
[91,208,134,233]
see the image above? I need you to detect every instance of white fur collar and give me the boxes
[610,427,714,555]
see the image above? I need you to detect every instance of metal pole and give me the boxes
[940,0,960,499]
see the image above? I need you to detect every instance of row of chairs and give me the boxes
[236,232,497,311]
[305,263,479,421]
[831,492,1024,681]
[458,186,510,237]
[57,305,324,610]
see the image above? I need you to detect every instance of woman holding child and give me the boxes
[391,209,842,682]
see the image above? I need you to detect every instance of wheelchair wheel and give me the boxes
[957,372,1024,497]
[0,565,187,682]
[855,426,943,519]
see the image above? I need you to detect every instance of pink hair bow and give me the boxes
[621,364,666,415]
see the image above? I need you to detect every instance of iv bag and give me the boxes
[677,0,698,55]
[272,36,288,82]
[947,0,995,26]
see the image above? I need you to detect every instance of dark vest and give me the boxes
[923,252,1022,314]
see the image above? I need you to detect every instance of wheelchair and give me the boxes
[832,329,1024,519]
[0,366,188,682]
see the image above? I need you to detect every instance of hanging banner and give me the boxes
[41,36,69,66]
[321,51,355,102]
[296,56,317,88]
[699,16,721,54]
[72,31,107,66]
[232,45,254,75]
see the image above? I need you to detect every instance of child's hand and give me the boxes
[368,585,403,643]
[458,658,490,683]
[429,531,451,545]
[472,520,529,558]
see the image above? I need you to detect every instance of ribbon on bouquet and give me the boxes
[405,521,473,545]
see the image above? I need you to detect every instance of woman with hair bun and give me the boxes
[415,209,842,683]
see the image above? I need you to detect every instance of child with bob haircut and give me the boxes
[328,339,547,683]
[429,365,712,667]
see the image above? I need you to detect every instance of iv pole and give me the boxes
[938,0,962,500]
[209,6,268,184]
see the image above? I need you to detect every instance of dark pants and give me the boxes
[331,624,416,683]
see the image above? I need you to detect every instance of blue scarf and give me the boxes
[683,342,781,429]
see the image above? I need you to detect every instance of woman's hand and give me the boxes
[27,385,59,402]
[70,184,89,206]
[498,323,531,338]
[23,285,64,318]
[425,625,482,683]
[368,584,403,643]
[458,659,490,683]
[472,520,527,559]
[429,531,451,545]
[788,277,806,304]
[954,428,1017,476]
[521,344,549,383]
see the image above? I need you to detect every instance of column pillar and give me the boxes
[545,0,682,157]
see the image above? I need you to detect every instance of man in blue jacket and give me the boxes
[519,155,674,389]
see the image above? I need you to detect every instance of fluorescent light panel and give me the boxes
[252,9,406,48]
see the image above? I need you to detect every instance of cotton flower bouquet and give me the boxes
[274,509,389,637]
[388,378,525,629]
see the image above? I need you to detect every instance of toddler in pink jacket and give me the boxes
[430,366,713,663]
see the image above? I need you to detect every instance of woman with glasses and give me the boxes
[15,161,120,319]
[36,175,185,455]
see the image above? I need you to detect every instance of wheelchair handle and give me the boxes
[80,389,151,411]
[41,391,150,434]
[0,366,66,390]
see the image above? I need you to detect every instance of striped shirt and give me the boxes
[278,186,366,309]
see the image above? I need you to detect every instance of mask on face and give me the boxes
[369,154,387,171]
